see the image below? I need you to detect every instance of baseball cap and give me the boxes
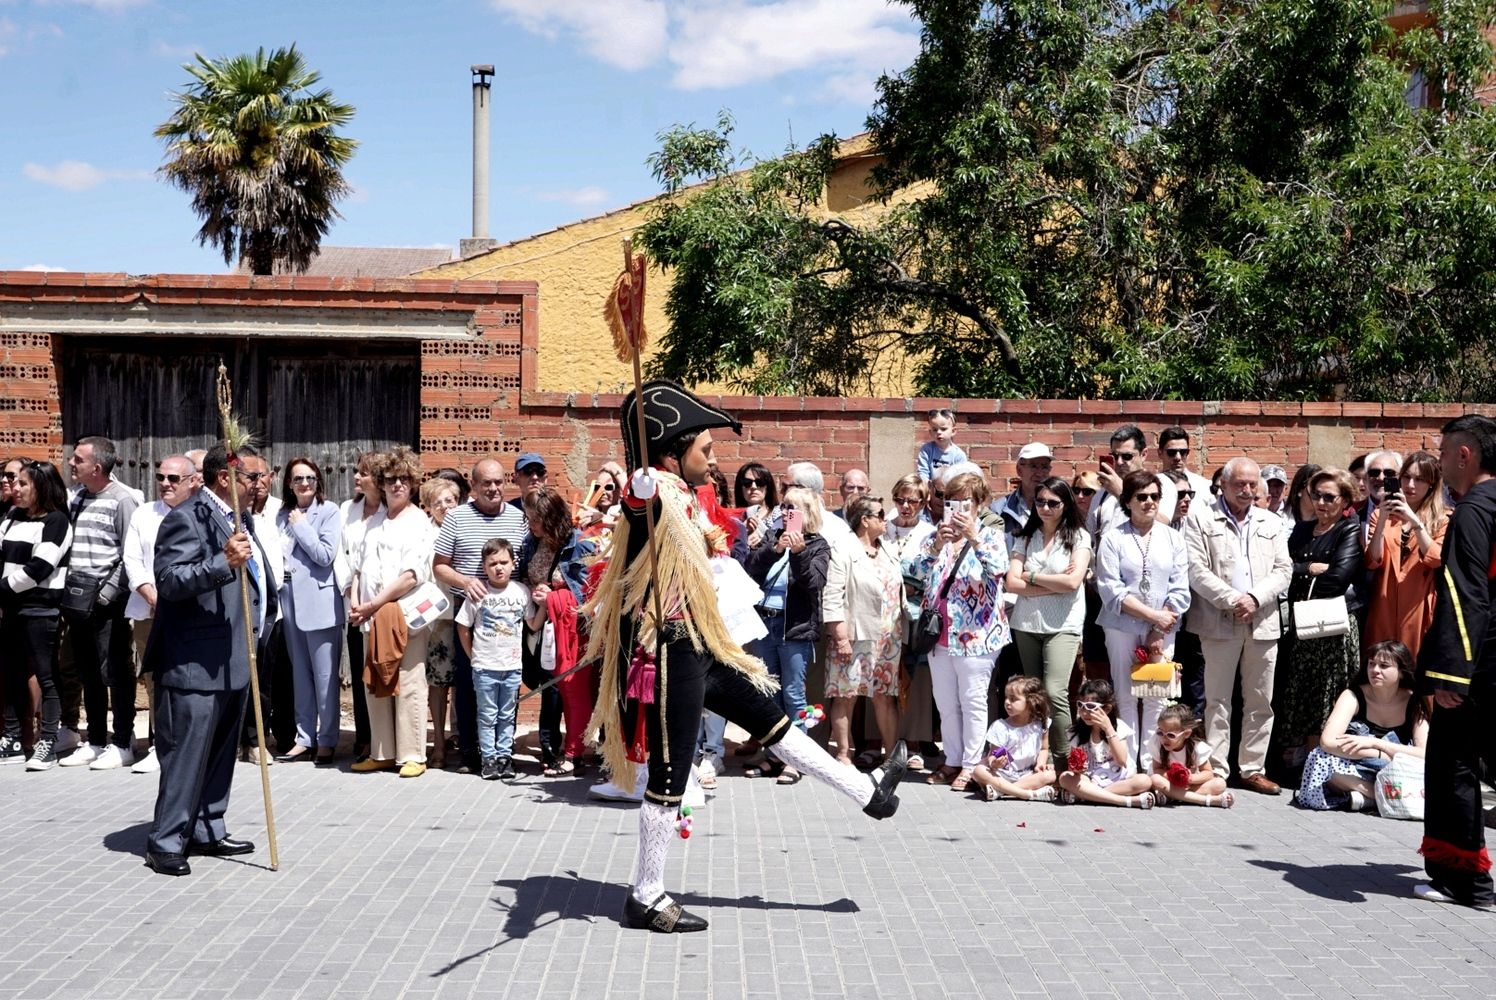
[1262,464,1288,484]
[1017,442,1053,461]
[514,452,546,472]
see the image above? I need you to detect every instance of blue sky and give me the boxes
[0,0,921,274]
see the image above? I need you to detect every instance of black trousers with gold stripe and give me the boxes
[641,638,789,806]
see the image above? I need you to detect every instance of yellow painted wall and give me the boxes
[420,133,917,395]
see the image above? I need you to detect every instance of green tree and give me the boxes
[637,1,1496,402]
[156,45,357,275]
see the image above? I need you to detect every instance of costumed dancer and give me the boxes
[1416,414,1496,908]
[583,380,908,933]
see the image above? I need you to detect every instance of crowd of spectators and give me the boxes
[0,410,1463,822]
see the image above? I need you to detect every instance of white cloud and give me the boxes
[23,160,152,191]
[151,39,201,60]
[537,185,610,208]
[21,263,68,272]
[669,0,918,91]
[488,0,668,72]
[0,18,63,57]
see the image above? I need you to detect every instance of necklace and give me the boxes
[1132,525,1154,598]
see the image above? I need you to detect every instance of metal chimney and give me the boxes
[461,64,499,258]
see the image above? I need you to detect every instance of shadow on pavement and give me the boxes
[102,821,152,856]
[1246,859,1421,903]
[428,869,860,977]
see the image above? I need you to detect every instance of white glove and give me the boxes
[630,468,656,500]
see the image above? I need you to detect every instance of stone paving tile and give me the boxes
[5,753,1496,999]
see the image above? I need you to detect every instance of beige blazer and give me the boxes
[1183,500,1293,641]
[822,536,900,642]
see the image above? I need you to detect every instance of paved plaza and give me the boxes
[4,739,1496,1000]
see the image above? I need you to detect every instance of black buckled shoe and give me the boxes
[623,893,708,933]
[187,837,255,857]
[864,739,909,820]
[145,851,191,876]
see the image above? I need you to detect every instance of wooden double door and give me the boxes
[60,336,419,505]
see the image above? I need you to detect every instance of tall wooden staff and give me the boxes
[604,241,666,650]
[215,363,280,871]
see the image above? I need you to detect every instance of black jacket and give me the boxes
[1420,479,1496,696]
[1287,515,1363,602]
[744,528,830,643]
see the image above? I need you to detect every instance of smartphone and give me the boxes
[943,498,968,524]
[783,508,804,535]
[1099,453,1115,472]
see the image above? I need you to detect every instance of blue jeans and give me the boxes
[748,629,813,728]
[473,670,521,760]
[697,712,727,760]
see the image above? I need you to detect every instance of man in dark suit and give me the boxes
[144,444,276,876]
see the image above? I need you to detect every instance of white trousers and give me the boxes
[927,647,996,768]
[1103,627,1175,773]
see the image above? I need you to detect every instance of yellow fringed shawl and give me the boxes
[581,471,775,791]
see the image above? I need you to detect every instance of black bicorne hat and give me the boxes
[620,379,742,470]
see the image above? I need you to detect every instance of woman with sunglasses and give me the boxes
[272,458,346,766]
[734,462,778,549]
[1070,470,1110,682]
[1363,451,1447,661]
[0,461,71,769]
[885,474,937,768]
[1284,464,1323,526]
[1276,468,1364,771]
[577,462,625,533]
[1005,477,1090,770]
[350,446,437,777]
[1094,470,1191,772]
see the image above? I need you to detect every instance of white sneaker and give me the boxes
[53,727,80,755]
[59,742,104,767]
[588,779,643,803]
[131,747,159,774]
[698,752,723,779]
[89,744,135,770]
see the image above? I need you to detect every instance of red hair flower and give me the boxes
[1067,747,1089,774]
[1166,761,1191,789]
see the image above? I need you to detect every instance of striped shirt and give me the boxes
[0,509,73,612]
[432,500,529,595]
[68,480,138,598]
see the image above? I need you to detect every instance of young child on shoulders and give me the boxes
[916,408,968,482]
[455,539,547,782]
[1148,703,1233,808]
[973,677,1057,802]
[1057,678,1155,809]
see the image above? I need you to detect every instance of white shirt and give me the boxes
[123,500,171,621]
[983,717,1045,778]
[357,506,434,605]
[1009,529,1090,635]
[454,580,530,673]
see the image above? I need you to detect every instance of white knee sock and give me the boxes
[632,801,677,905]
[770,724,874,808]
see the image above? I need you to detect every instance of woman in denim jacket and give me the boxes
[911,471,1011,791]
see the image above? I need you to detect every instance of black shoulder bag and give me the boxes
[910,540,972,656]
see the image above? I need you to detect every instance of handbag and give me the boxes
[397,581,451,632]
[60,571,107,622]
[1288,578,1350,640]
[910,540,972,656]
[1130,660,1181,700]
[1374,752,1426,821]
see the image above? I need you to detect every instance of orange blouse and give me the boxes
[1362,508,1446,659]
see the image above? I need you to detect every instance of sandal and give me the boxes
[776,766,802,785]
[542,759,575,778]
[855,750,881,771]
[905,753,925,772]
[744,759,784,779]
[949,769,973,793]
[926,766,959,785]
[1207,791,1235,809]
[983,784,999,802]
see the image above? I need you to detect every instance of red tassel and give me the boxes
[627,708,649,764]
[1419,836,1494,873]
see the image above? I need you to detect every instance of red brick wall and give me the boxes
[2,270,1490,498]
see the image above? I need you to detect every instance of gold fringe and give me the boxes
[582,472,775,790]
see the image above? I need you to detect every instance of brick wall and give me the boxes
[1,270,1490,499]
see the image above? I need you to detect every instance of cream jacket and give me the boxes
[1183,499,1293,641]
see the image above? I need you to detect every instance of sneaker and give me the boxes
[25,738,57,771]
[59,742,104,767]
[53,727,80,755]
[589,778,644,802]
[1413,883,1495,909]
[1346,790,1368,812]
[0,735,23,763]
[495,756,516,782]
[481,757,500,781]
[696,752,722,790]
[131,748,159,774]
[90,744,135,770]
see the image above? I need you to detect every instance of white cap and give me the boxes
[1017,442,1052,461]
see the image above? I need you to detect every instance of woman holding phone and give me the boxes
[734,462,778,549]
[743,485,830,784]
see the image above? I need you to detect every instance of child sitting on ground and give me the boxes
[455,539,546,782]
[972,677,1056,802]
[1148,703,1233,808]
[1057,678,1155,809]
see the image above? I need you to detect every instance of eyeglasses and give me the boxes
[1034,498,1063,510]
[1132,492,1161,503]
[1111,451,1137,462]
[894,496,921,506]
[155,473,185,484]
[517,467,546,477]
[236,471,269,483]
[291,475,319,485]
[932,490,945,499]
[781,503,798,511]
[1177,489,1195,499]
[1,472,15,482]
[742,478,767,488]
[1370,470,1399,480]
[1164,448,1189,458]
[1077,701,1104,713]
[1073,487,1096,498]
[383,474,412,485]
[1155,728,1189,740]
[1311,491,1342,504]
[869,510,886,520]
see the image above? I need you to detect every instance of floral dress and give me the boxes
[425,618,456,686]
[825,544,904,698]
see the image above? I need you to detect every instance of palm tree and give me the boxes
[156,46,357,275]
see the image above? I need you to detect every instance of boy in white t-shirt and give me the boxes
[456,539,546,781]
